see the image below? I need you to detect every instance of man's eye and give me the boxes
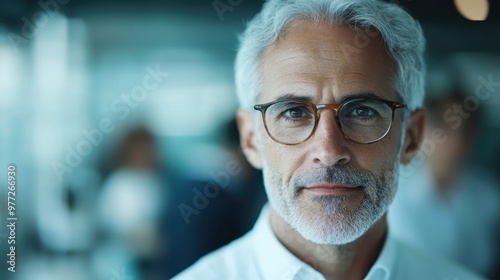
[284,108,307,118]
[350,107,375,117]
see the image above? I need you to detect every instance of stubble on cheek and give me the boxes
[258,120,401,214]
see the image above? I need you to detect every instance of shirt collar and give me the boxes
[365,232,397,280]
[251,204,397,280]
[252,205,324,280]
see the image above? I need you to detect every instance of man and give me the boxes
[175,0,483,279]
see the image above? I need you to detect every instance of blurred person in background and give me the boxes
[93,127,168,280]
[389,89,500,279]
[165,119,266,278]
[174,0,482,279]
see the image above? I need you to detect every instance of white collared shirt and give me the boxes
[174,205,483,280]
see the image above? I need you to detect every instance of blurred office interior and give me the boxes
[0,0,499,279]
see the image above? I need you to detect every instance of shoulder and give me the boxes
[172,232,258,280]
[392,239,485,280]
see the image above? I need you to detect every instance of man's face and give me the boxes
[238,21,423,245]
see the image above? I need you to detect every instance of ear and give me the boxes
[400,109,426,165]
[237,109,263,169]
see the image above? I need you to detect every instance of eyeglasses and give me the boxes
[254,97,406,145]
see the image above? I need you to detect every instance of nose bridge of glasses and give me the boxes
[316,104,341,115]
[314,103,343,133]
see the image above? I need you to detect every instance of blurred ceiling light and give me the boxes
[454,0,489,21]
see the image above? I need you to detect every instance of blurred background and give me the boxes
[0,0,499,279]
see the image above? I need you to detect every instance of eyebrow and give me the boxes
[274,93,314,103]
[273,92,381,104]
[339,92,380,103]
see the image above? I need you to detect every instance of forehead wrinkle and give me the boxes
[271,80,322,96]
[343,72,378,79]
[270,53,308,65]
[265,40,347,61]
[270,50,345,65]
[260,21,398,104]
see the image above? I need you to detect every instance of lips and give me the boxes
[303,183,361,195]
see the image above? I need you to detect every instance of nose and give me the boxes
[309,110,351,166]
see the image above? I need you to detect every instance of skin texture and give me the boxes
[237,20,425,280]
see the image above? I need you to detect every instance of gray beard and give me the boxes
[263,162,399,245]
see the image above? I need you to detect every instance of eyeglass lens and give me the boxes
[264,99,394,144]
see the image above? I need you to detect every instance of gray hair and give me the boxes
[235,0,426,111]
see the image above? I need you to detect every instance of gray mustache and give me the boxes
[293,166,376,190]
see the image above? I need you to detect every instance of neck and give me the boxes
[269,207,387,280]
